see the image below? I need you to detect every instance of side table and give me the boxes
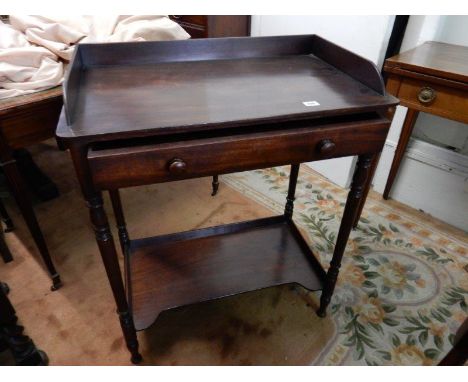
[56,35,398,363]
[382,41,468,199]
[0,88,63,290]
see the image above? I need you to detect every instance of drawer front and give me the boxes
[170,15,207,26]
[88,119,389,190]
[1,96,62,149]
[397,78,468,124]
[170,15,207,39]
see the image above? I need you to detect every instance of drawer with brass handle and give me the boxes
[87,116,389,190]
[397,78,468,123]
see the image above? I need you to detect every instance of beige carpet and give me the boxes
[0,141,466,365]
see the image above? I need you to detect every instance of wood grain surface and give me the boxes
[385,41,468,83]
[129,216,326,330]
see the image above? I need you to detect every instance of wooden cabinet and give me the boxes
[169,15,251,38]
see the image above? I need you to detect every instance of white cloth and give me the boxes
[0,16,190,99]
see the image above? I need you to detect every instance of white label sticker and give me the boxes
[302,101,320,107]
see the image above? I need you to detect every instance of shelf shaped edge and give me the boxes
[127,215,326,331]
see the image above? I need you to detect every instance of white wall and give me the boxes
[398,15,445,52]
[437,15,468,47]
[251,16,395,68]
[373,110,468,231]
[250,15,395,187]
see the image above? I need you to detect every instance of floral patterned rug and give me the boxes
[223,165,468,365]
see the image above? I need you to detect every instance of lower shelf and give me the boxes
[127,215,326,331]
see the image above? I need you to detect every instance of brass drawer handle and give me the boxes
[418,87,436,104]
[318,139,336,154]
[168,158,187,174]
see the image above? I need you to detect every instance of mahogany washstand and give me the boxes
[56,35,398,363]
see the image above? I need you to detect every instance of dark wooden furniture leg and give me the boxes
[438,318,468,365]
[0,282,48,366]
[352,153,381,228]
[211,175,219,196]
[109,189,130,255]
[14,148,59,202]
[0,158,61,291]
[0,198,14,232]
[69,147,141,363]
[87,193,141,363]
[318,154,374,317]
[383,108,419,200]
[284,164,300,219]
[0,228,13,263]
[0,198,14,262]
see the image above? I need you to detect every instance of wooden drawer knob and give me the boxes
[168,158,187,174]
[318,139,336,154]
[418,87,436,104]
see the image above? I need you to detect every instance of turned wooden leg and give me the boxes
[0,199,15,262]
[86,194,141,364]
[383,108,419,200]
[0,198,14,233]
[0,228,13,263]
[317,154,374,317]
[353,153,381,228]
[284,164,300,219]
[109,189,130,255]
[70,146,141,363]
[211,175,219,196]
[0,158,61,291]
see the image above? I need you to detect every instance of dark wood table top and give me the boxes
[385,41,468,83]
[56,35,398,145]
[69,56,392,138]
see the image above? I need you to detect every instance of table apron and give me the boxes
[393,77,468,124]
[87,120,389,190]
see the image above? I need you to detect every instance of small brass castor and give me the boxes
[50,274,63,291]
